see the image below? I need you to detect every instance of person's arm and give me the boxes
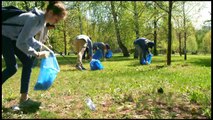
[16,16,42,57]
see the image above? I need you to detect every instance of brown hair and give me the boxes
[46,1,67,19]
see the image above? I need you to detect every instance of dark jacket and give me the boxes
[134,38,154,60]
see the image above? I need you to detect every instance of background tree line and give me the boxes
[2,1,211,65]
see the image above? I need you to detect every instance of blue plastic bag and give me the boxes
[34,53,60,90]
[105,50,113,58]
[90,59,104,70]
[146,53,152,64]
[140,53,153,65]
[92,49,103,60]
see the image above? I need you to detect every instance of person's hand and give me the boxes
[36,51,50,59]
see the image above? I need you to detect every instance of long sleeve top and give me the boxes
[2,7,46,57]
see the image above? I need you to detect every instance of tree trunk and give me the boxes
[35,1,37,7]
[110,1,130,57]
[167,1,172,65]
[183,2,187,60]
[63,21,67,55]
[153,16,158,56]
[133,1,140,39]
[77,2,83,34]
[178,32,182,56]
[24,1,30,11]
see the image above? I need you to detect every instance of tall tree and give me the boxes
[155,1,173,65]
[133,1,140,39]
[77,1,83,34]
[183,1,187,60]
[167,1,173,65]
[110,1,130,57]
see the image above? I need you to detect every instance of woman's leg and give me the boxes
[12,41,34,102]
[75,39,87,69]
[2,36,18,84]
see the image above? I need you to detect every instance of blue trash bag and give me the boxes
[90,59,104,70]
[140,53,153,65]
[34,53,60,90]
[92,49,103,60]
[146,53,153,64]
[140,58,147,65]
[105,50,113,58]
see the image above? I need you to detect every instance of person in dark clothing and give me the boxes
[133,38,155,64]
[93,42,107,60]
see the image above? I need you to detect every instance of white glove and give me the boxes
[36,51,50,59]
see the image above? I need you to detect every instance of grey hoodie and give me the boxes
[2,7,46,57]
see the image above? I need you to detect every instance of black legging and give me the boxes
[2,36,34,94]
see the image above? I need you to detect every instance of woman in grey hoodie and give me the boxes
[2,1,67,104]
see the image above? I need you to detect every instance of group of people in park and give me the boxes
[2,1,155,108]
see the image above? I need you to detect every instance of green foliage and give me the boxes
[2,1,210,54]
[202,31,211,53]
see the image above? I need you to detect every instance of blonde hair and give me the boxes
[46,1,67,19]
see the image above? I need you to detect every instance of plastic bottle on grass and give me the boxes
[85,98,96,111]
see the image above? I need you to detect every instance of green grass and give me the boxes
[2,53,211,119]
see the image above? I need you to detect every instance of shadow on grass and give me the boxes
[2,100,41,114]
[188,58,211,67]
[106,56,133,62]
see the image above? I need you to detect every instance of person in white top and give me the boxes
[75,35,93,70]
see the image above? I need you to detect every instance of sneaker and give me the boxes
[75,65,83,71]
[81,66,87,70]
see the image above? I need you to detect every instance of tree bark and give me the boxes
[183,2,187,60]
[167,1,172,65]
[178,32,182,56]
[63,21,67,55]
[77,2,83,34]
[153,3,158,56]
[133,1,140,39]
[110,1,130,57]
[24,1,29,11]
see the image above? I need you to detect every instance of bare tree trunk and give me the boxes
[153,12,158,56]
[183,2,187,60]
[24,1,29,11]
[63,21,67,55]
[133,1,140,39]
[178,32,182,56]
[167,1,172,65]
[110,1,130,57]
[35,1,37,7]
[77,2,83,34]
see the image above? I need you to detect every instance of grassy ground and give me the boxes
[2,53,211,119]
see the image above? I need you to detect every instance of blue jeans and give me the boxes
[2,36,34,94]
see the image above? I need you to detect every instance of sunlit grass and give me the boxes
[2,53,211,119]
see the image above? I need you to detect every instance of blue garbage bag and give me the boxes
[92,49,103,60]
[90,59,104,70]
[140,53,153,65]
[34,53,60,90]
[105,50,113,58]
[146,53,153,64]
